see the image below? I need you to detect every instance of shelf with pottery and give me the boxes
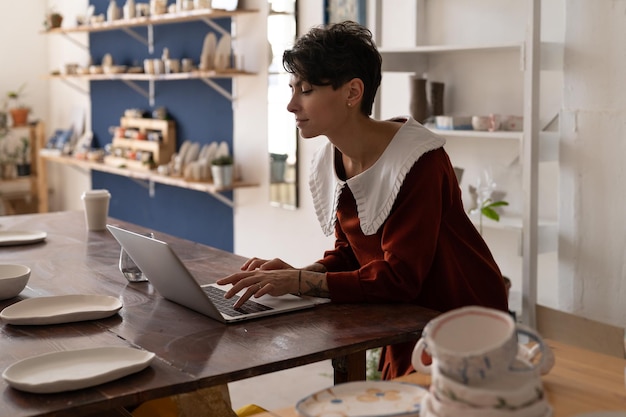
[42,8,258,34]
[42,8,257,55]
[46,69,254,104]
[43,7,258,103]
[39,153,257,208]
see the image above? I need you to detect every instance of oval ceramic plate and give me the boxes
[0,294,123,325]
[0,230,47,246]
[296,381,427,417]
[2,346,154,393]
[214,34,232,70]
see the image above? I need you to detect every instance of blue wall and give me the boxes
[89,0,234,251]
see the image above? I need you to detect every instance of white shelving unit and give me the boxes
[372,0,560,326]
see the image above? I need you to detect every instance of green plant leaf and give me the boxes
[485,200,509,209]
[481,206,501,221]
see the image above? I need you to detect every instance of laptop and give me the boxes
[107,224,325,323]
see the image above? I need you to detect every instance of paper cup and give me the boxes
[81,189,111,231]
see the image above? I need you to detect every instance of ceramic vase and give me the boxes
[409,76,429,124]
[107,0,120,21]
[430,81,445,117]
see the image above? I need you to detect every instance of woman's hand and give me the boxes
[216,269,299,308]
[240,257,293,271]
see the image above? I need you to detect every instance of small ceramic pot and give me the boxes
[411,306,554,385]
[503,115,524,131]
[471,115,491,131]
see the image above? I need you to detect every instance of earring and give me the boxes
[347,102,352,107]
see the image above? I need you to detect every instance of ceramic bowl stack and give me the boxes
[411,306,555,417]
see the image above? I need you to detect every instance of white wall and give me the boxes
[1,1,49,129]
[559,0,626,326]
[6,0,624,326]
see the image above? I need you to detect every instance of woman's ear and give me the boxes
[346,78,364,107]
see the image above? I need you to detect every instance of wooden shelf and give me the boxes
[39,154,257,208]
[0,122,47,214]
[42,9,258,34]
[47,69,256,81]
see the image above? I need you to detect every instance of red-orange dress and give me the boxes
[310,118,508,380]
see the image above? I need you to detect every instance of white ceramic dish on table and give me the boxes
[296,380,427,417]
[2,347,154,393]
[0,264,31,300]
[0,230,47,246]
[0,294,122,325]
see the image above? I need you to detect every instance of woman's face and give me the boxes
[287,76,348,139]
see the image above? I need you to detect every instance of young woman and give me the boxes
[218,21,508,380]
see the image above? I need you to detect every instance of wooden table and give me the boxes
[0,211,439,417]
[257,339,626,417]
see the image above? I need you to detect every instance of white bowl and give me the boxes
[0,264,31,300]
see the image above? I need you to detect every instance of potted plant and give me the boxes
[16,136,31,177]
[44,9,63,30]
[211,155,234,188]
[477,198,509,235]
[5,84,30,127]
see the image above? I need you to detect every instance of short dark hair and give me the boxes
[283,21,382,116]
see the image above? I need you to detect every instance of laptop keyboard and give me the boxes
[203,286,273,317]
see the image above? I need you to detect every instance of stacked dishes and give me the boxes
[412,306,554,417]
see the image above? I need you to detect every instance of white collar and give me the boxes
[309,118,446,236]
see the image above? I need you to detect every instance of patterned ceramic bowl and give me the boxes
[296,380,427,417]
[421,390,552,417]
[429,359,545,410]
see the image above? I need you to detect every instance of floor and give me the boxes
[228,360,334,412]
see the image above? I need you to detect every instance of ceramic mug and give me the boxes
[411,306,554,385]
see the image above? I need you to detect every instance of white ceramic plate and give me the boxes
[200,32,217,70]
[0,294,123,325]
[214,34,231,70]
[215,141,230,159]
[296,381,427,417]
[2,346,155,393]
[0,230,47,246]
